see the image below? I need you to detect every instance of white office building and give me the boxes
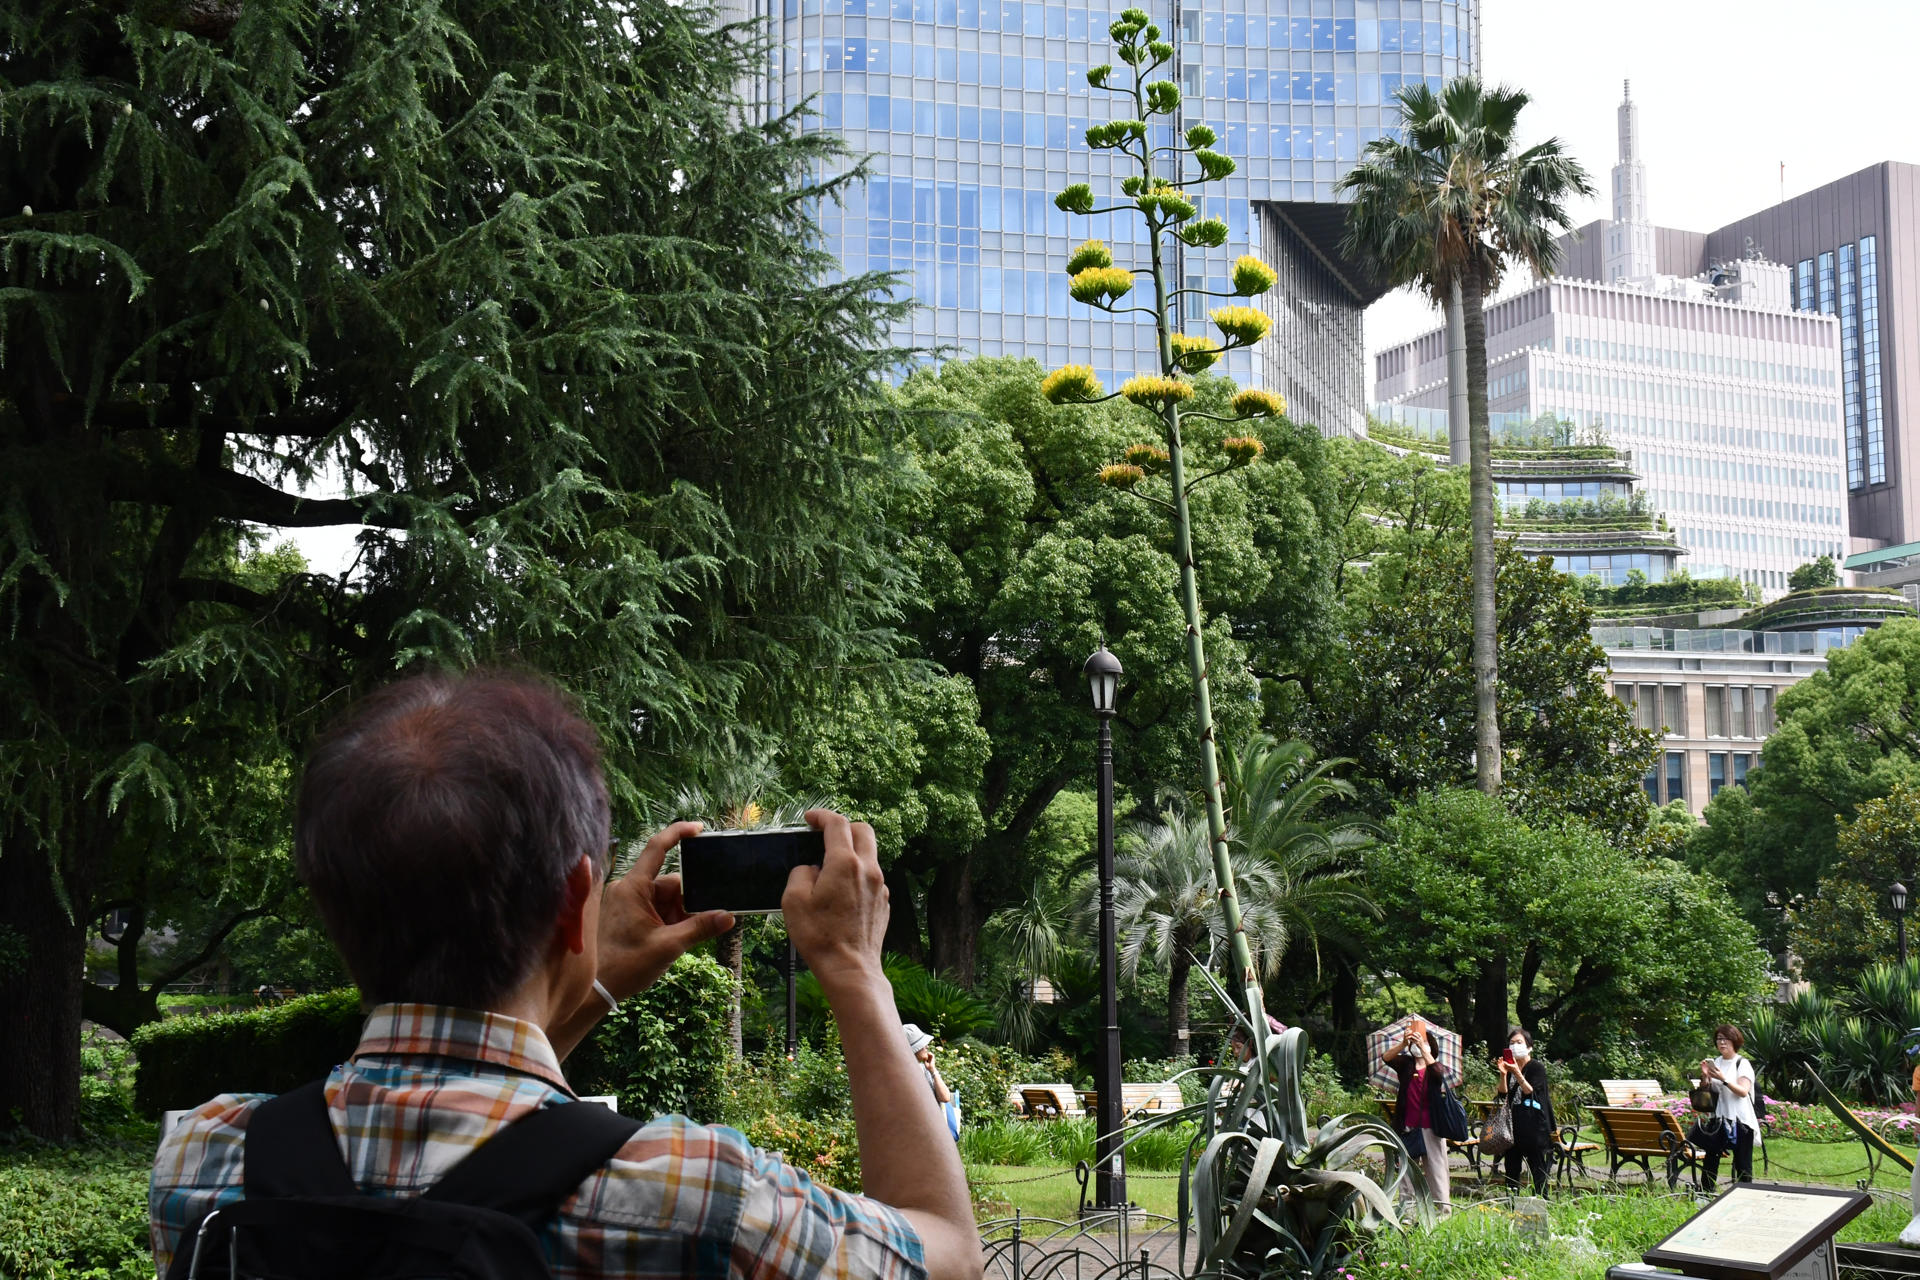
[1371,87,1848,597]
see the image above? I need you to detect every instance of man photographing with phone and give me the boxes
[150,670,982,1280]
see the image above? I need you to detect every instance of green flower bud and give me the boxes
[1192,149,1237,181]
[1144,81,1181,114]
[1087,64,1113,88]
[1067,239,1115,274]
[1055,183,1095,215]
[1147,40,1173,62]
[1178,217,1229,248]
[1184,125,1217,148]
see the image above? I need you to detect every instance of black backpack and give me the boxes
[167,1082,642,1280]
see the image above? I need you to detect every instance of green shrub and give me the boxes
[131,988,364,1116]
[563,952,736,1123]
[940,1039,1035,1120]
[0,1143,152,1280]
[1122,1120,1199,1171]
[133,954,734,1122]
[736,1109,861,1191]
[959,1117,1050,1166]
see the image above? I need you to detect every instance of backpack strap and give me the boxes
[244,1081,357,1200]
[422,1100,644,1228]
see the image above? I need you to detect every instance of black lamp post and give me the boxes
[1893,882,1910,967]
[1083,644,1127,1212]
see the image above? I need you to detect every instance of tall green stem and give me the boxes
[1135,78,1272,1086]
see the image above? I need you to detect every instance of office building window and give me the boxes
[1861,235,1885,485]
[1729,685,1750,738]
[1643,764,1659,803]
[1663,685,1686,736]
[1840,242,1862,489]
[1708,752,1727,798]
[1796,259,1814,311]
[1754,686,1775,736]
[1636,684,1661,732]
[1732,753,1751,788]
[1818,251,1835,315]
[1665,752,1685,804]
[1704,686,1725,737]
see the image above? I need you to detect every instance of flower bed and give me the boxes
[1621,1095,1920,1144]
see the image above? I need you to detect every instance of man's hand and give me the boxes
[597,821,735,1001]
[782,810,888,993]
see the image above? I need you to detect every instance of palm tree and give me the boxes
[1107,805,1290,1057]
[1337,78,1594,796]
[983,876,1081,1050]
[1221,735,1378,974]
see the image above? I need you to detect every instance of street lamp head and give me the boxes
[1083,645,1122,715]
[1894,881,1910,915]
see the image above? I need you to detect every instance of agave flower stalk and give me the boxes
[1043,8,1288,1095]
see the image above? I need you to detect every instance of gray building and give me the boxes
[1559,161,1920,547]
[771,0,1480,437]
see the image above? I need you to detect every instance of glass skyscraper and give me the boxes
[772,0,1480,434]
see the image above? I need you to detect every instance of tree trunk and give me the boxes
[926,856,981,987]
[1472,953,1509,1054]
[1446,278,1470,466]
[1462,267,1501,794]
[0,833,90,1140]
[716,923,744,1059]
[1168,952,1192,1059]
[1328,954,1363,1076]
[1444,979,1474,1045]
[881,862,925,962]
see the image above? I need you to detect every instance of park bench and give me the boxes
[1375,1096,1484,1180]
[1589,1105,1701,1189]
[1120,1082,1185,1118]
[1597,1078,1666,1107]
[1015,1084,1083,1119]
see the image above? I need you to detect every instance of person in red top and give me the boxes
[1384,1020,1452,1215]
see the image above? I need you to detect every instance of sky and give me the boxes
[1363,0,1920,367]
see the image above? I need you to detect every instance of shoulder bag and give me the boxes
[1479,1093,1515,1159]
[1431,1069,1472,1143]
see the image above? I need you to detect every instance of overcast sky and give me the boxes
[1363,0,1920,364]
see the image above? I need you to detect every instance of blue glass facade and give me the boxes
[777,0,1479,409]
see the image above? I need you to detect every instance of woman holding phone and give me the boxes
[1495,1027,1555,1196]
[1383,1018,1453,1215]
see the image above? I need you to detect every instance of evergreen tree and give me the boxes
[0,0,906,1138]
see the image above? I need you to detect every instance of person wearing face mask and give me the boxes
[1494,1027,1555,1196]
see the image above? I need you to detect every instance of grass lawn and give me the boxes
[968,1163,1183,1221]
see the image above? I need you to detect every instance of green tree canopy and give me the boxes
[1359,789,1769,1064]
[2,0,907,1137]
[877,356,1341,982]
[1789,555,1839,591]
[1780,783,1920,988]
[1308,451,1658,839]
[1689,618,1920,937]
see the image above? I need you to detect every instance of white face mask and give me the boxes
[1509,1042,1530,1061]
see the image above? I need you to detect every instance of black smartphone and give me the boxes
[680,827,826,914]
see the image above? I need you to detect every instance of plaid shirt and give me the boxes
[150,1003,926,1280]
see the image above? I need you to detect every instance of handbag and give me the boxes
[1689,1082,1717,1113]
[1686,1115,1736,1155]
[1479,1094,1516,1159]
[1432,1071,1471,1143]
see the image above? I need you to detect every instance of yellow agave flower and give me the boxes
[1041,365,1104,403]
[1220,436,1266,464]
[1124,442,1171,471]
[1170,333,1220,372]
[1231,255,1278,296]
[1120,374,1195,407]
[1098,463,1146,488]
[1067,239,1115,274]
[1232,388,1287,418]
[1070,266,1135,304]
[1211,305,1272,345]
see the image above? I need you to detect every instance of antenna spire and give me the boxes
[1623,78,1630,100]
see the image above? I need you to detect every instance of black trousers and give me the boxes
[1502,1142,1550,1196]
[1701,1122,1754,1190]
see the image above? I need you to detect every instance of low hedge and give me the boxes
[132,954,736,1122]
[132,988,364,1116]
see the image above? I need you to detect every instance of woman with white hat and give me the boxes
[903,1023,960,1141]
